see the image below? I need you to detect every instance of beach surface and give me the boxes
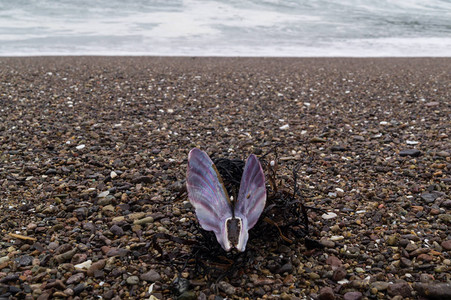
[0,57,450,299]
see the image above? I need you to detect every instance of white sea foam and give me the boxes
[0,0,450,57]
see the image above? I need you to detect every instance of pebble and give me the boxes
[217,281,236,295]
[399,149,421,157]
[54,249,77,263]
[343,291,362,300]
[110,224,124,236]
[309,272,320,279]
[140,270,161,282]
[318,287,335,300]
[177,291,196,300]
[441,240,451,250]
[45,168,57,175]
[436,150,450,157]
[0,256,10,264]
[277,262,293,274]
[414,282,451,299]
[405,242,418,252]
[438,214,451,223]
[87,259,105,277]
[66,273,85,285]
[311,136,327,143]
[126,275,139,285]
[134,216,154,225]
[332,267,347,281]
[98,191,109,198]
[371,281,389,291]
[387,282,412,297]
[16,255,33,266]
[421,192,438,203]
[73,283,85,295]
[326,256,342,269]
[102,205,115,212]
[320,239,335,248]
[386,235,398,246]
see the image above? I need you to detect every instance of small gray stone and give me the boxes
[320,239,335,248]
[371,281,389,291]
[400,257,413,267]
[405,243,418,252]
[421,193,438,203]
[126,275,139,285]
[74,207,88,219]
[217,281,236,295]
[16,255,33,266]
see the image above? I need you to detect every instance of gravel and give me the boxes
[0,56,450,299]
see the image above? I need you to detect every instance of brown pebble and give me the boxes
[318,287,335,300]
[343,291,362,300]
[387,282,412,297]
[332,267,347,281]
[441,240,451,250]
[326,255,342,270]
[87,259,106,277]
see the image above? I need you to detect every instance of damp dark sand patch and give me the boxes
[0,57,450,299]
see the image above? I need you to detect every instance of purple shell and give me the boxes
[186,148,266,252]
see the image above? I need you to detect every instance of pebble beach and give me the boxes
[0,57,450,299]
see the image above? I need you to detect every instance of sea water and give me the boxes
[0,0,450,57]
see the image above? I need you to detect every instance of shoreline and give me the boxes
[0,57,450,299]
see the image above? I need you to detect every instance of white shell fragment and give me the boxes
[98,191,109,198]
[330,235,344,241]
[322,212,337,220]
[74,260,92,271]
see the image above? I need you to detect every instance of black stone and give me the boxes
[73,283,85,295]
[331,145,347,152]
[399,149,421,157]
[45,168,57,175]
